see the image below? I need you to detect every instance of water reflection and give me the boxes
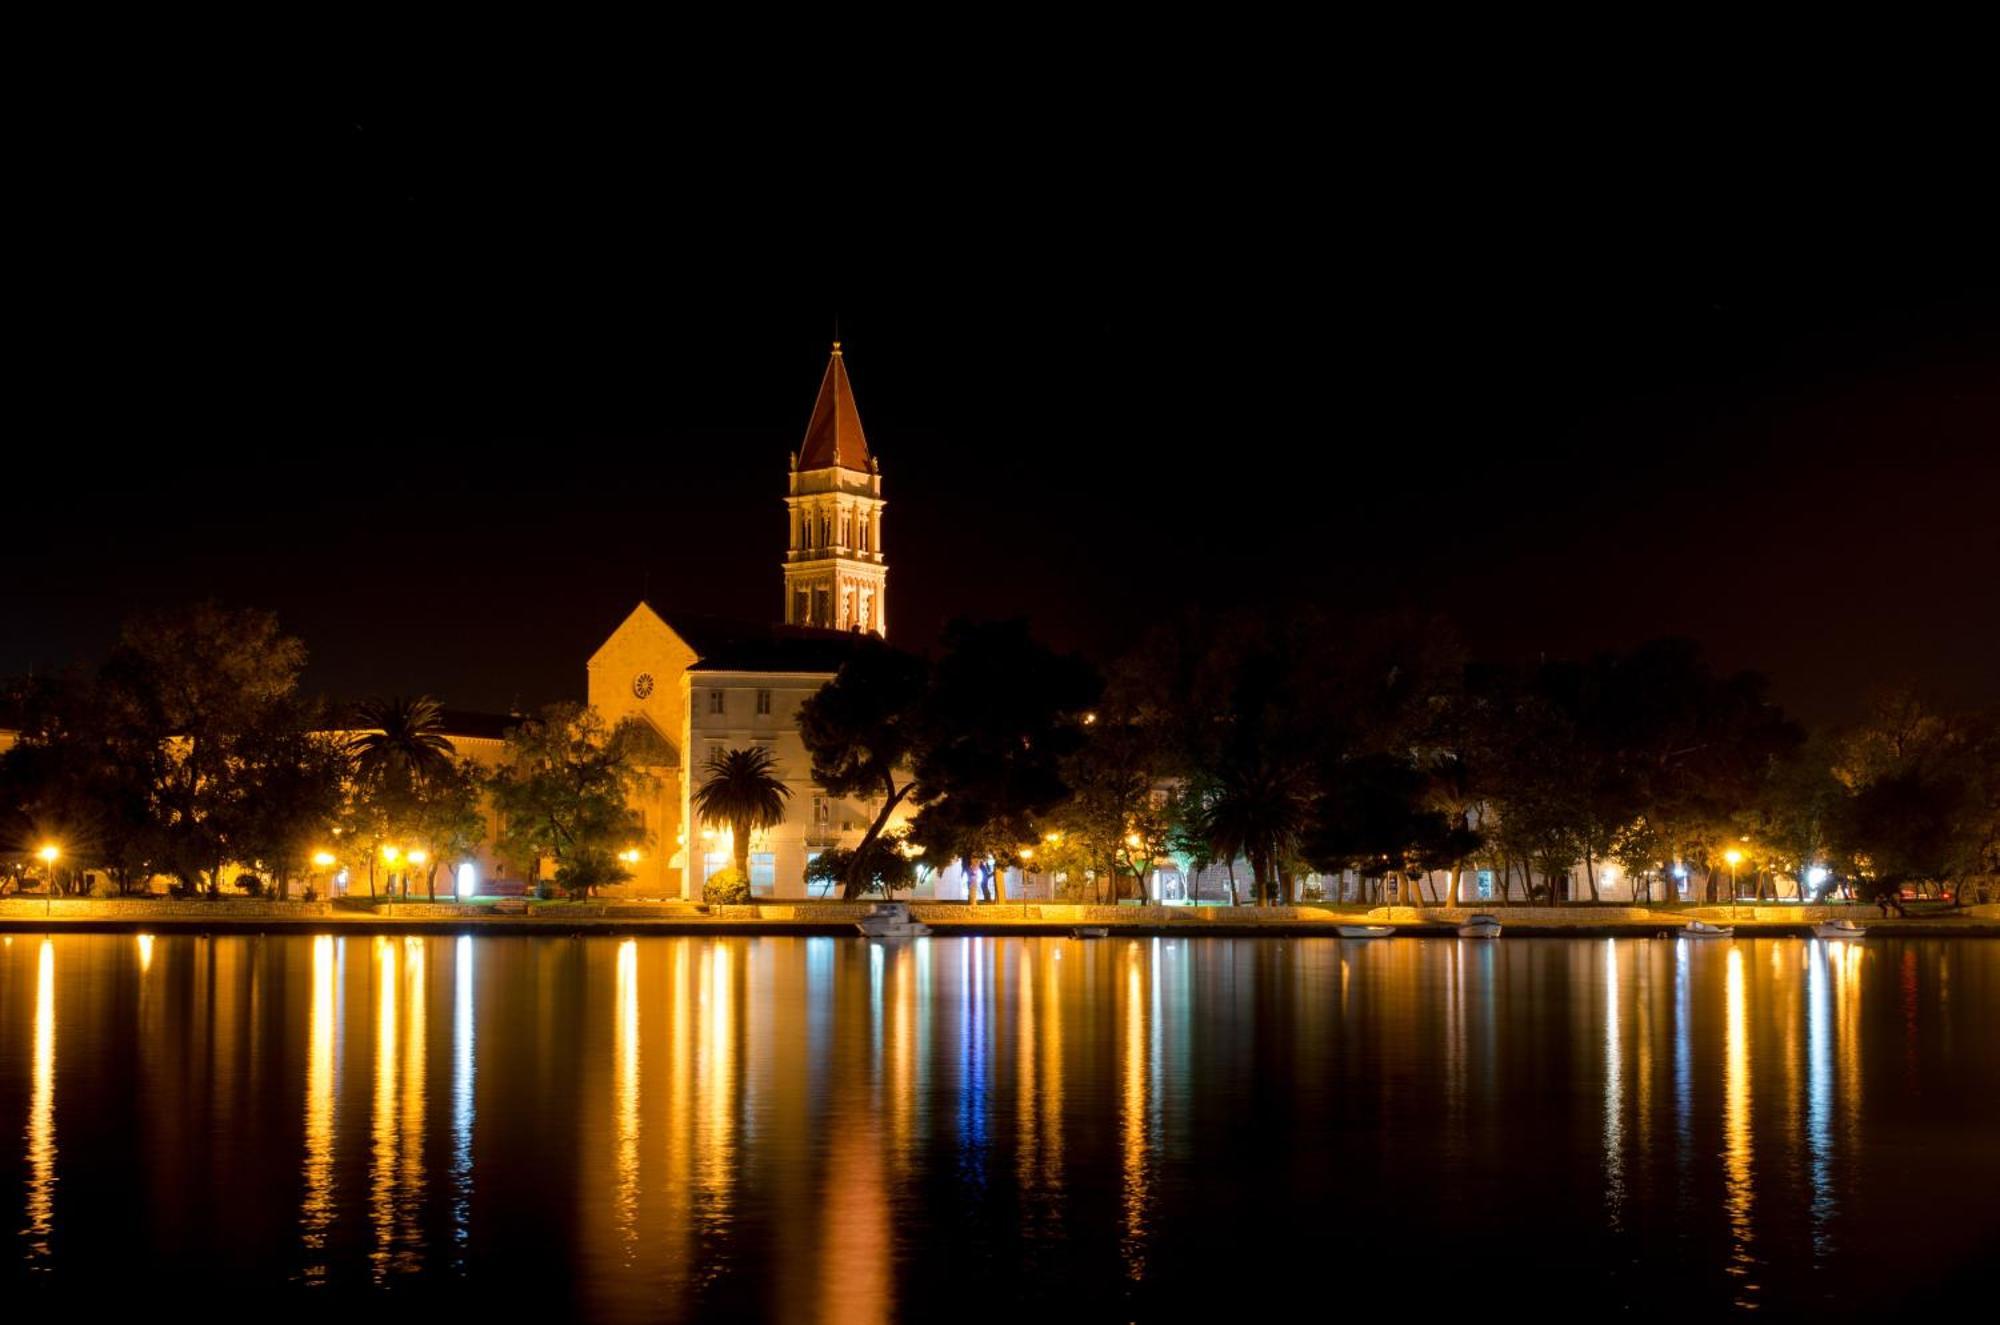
[25,939,56,1269]
[613,938,638,1257]
[1723,945,1756,1305]
[1603,939,1624,1228]
[302,935,337,1280]
[1806,939,1834,1254]
[366,936,429,1281]
[6,933,1999,1316]
[452,934,474,1267]
[1121,942,1149,1282]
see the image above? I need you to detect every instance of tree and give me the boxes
[400,758,488,900]
[348,695,458,796]
[224,715,350,898]
[0,670,167,895]
[96,603,311,895]
[798,643,929,899]
[805,832,918,899]
[1205,751,1310,905]
[692,746,792,886]
[908,620,1100,903]
[489,703,647,899]
[1833,695,1997,909]
[1047,709,1172,904]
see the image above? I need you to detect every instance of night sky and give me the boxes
[9,105,1997,727]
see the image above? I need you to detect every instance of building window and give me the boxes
[708,690,724,715]
[750,852,776,895]
[757,689,772,715]
[1476,869,1494,901]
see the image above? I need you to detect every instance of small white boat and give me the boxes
[1072,926,1110,939]
[1813,919,1867,940]
[1338,925,1396,939]
[1457,914,1503,939]
[1683,920,1734,939]
[855,902,931,938]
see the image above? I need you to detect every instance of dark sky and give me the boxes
[8,100,1997,728]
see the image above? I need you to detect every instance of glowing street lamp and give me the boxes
[37,844,60,901]
[312,851,337,868]
[1725,848,1744,915]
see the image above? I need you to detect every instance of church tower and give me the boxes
[784,341,887,636]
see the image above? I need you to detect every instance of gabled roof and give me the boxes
[670,613,884,674]
[797,342,872,472]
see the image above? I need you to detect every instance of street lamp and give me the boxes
[37,844,60,911]
[1725,848,1744,918]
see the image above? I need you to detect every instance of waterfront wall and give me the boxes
[0,897,334,919]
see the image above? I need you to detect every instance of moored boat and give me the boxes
[1457,914,1503,939]
[855,902,931,938]
[1071,926,1110,939]
[1813,919,1867,940]
[1337,925,1396,939]
[1683,920,1734,939]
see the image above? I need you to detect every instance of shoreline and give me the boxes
[5,903,1998,940]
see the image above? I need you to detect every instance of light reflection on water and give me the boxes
[5,932,1998,1317]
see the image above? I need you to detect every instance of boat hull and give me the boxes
[1813,922,1867,940]
[1337,925,1396,939]
[1457,921,1503,939]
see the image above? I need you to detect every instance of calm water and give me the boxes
[2,932,1995,1319]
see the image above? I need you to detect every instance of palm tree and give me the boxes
[347,696,457,898]
[1204,755,1308,905]
[347,695,458,791]
[692,747,793,883]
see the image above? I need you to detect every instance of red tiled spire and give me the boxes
[797,341,872,471]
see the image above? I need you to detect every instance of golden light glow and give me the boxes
[407,849,429,866]
[1125,833,1143,850]
[618,848,643,864]
[382,845,402,863]
[37,843,60,864]
[26,938,56,1266]
[1602,939,1624,1227]
[399,938,427,1261]
[371,938,398,1275]
[137,932,155,974]
[303,934,336,1280]
[1723,946,1754,1300]
[313,851,337,868]
[1724,848,1744,866]
[1018,847,1035,862]
[615,938,640,1255]
[1121,943,1149,1283]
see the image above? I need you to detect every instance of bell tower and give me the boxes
[784,341,886,636]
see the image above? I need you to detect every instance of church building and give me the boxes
[587,343,894,899]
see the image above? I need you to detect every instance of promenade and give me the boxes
[4,896,1997,938]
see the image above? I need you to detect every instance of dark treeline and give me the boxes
[0,604,646,901]
[805,608,2000,911]
[4,602,1997,911]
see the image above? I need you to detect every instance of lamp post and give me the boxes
[38,844,60,917]
[311,851,337,903]
[1725,848,1744,920]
